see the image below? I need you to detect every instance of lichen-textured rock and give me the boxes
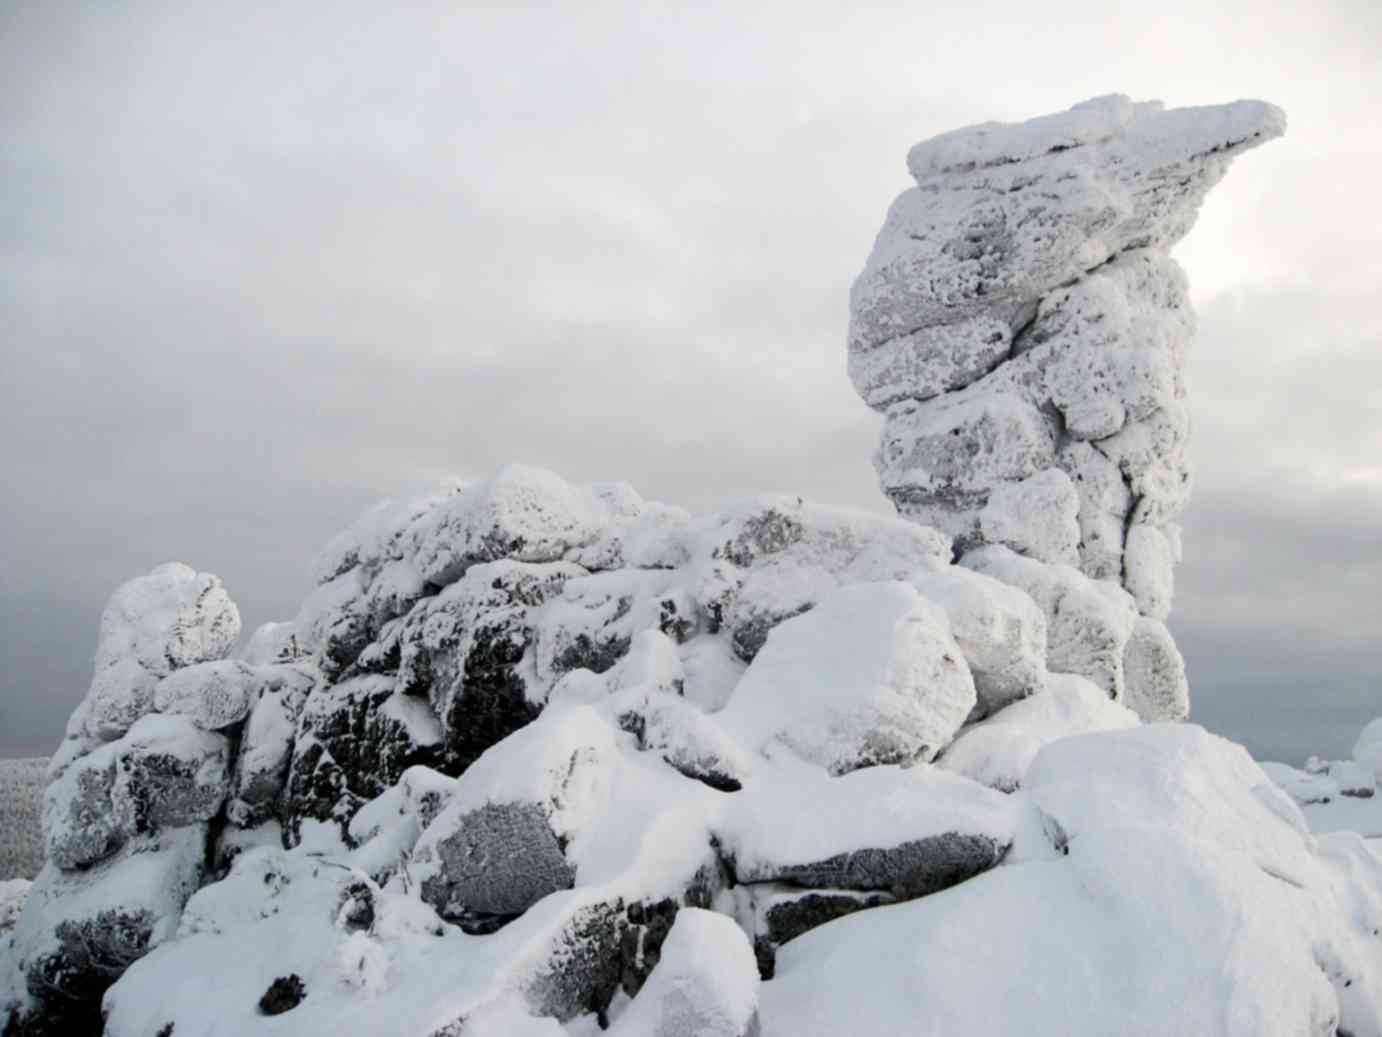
[852,94,1285,688]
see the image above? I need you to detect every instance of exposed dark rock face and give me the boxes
[258,974,306,1016]
[751,831,1009,900]
[283,675,443,845]
[419,802,575,919]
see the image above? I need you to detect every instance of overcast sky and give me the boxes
[2,0,1378,763]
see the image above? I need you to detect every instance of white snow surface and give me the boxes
[762,725,1382,1037]
[607,908,759,1037]
[938,671,1138,791]
[717,582,975,773]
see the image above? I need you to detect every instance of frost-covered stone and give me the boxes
[406,464,609,586]
[411,707,619,923]
[716,761,1034,897]
[939,672,1139,791]
[42,744,121,869]
[978,469,1080,566]
[1121,616,1189,722]
[609,685,752,793]
[851,95,1284,407]
[854,96,1285,683]
[719,582,975,773]
[83,563,241,740]
[152,659,259,731]
[10,826,205,1016]
[607,908,760,1037]
[911,566,1047,715]
[226,665,315,826]
[962,546,1137,699]
[720,883,894,979]
[283,674,443,844]
[397,559,583,770]
[110,714,230,836]
[687,496,951,662]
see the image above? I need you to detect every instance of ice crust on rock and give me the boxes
[854,94,1285,686]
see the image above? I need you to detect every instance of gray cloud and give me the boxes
[2,0,1379,763]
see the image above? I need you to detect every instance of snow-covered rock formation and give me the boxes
[10,97,1378,1037]
[850,94,1286,721]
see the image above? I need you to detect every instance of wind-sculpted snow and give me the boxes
[852,95,1284,720]
[12,98,1380,1037]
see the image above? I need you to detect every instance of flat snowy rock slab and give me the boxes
[715,759,1047,897]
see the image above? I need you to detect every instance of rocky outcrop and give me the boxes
[15,96,1359,1037]
[850,95,1284,718]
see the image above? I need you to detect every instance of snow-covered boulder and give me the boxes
[81,563,241,741]
[406,464,610,586]
[607,908,760,1037]
[719,582,975,773]
[939,672,1139,791]
[978,468,1080,567]
[410,706,620,924]
[42,745,122,869]
[225,665,315,827]
[109,714,230,836]
[396,559,584,770]
[910,566,1047,715]
[8,826,205,1029]
[283,674,443,845]
[716,760,1041,895]
[152,659,260,731]
[1121,615,1189,722]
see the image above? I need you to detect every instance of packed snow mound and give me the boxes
[762,725,1382,1037]
[852,94,1284,697]
[0,761,45,881]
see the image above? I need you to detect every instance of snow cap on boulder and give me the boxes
[719,581,976,773]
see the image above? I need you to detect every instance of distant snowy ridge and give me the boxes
[9,96,1380,1037]
[0,760,45,882]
